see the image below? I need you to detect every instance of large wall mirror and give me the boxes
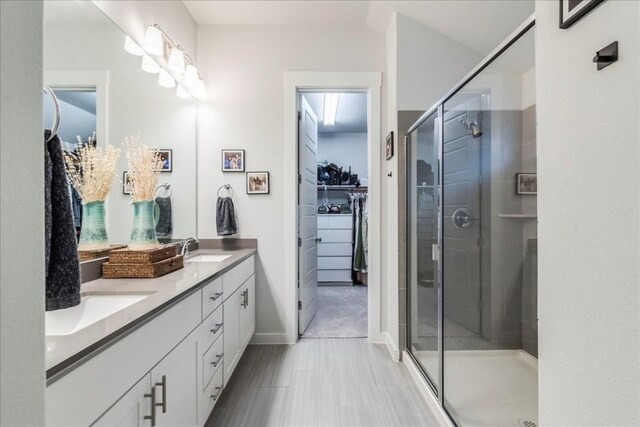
[43,1,197,247]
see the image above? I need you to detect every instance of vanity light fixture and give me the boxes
[183,64,198,88]
[168,46,185,75]
[143,25,164,56]
[158,68,176,88]
[141,55,160,74]
[192,78,206,99]
[176,85,192,99]
[323,93,340,126]
[124,36,145,56]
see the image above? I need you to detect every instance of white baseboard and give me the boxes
[384,332,401,361]
[402,351,454,427]
[250,333,291,345]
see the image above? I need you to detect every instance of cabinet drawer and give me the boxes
[199,362,224,426]
[202,277,223,320]
[201,305,224,353]
[328,216,352,229]
[223,256,254,300]
[318,269,352,282]
[318,243,352,256]
[318,256,352,270]
[317,216,329,229]
[318,229,352,243]
[202,334,224,392]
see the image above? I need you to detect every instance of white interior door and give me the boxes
[298,95,319,335]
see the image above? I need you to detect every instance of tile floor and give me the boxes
[207,339,438,427]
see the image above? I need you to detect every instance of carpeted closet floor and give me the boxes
[302,285,368,338]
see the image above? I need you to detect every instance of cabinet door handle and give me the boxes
[209,292,223,301]
[211,386,223,401]
[210,322,223,334]
[144,386,157,426]
[211,353,224,368]
[154,375,167,413]
[241,289,248,308]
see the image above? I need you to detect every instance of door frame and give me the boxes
[284,71,383,344]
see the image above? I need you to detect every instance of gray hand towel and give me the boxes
[155,196,172,237]
[45,130,81,311]
[216,196,237,236]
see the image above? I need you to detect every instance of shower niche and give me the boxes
[405,20,538,427]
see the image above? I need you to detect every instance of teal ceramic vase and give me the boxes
[129,200,160,250]
[78,200,110,251]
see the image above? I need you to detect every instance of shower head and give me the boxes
[458,117,483,138]
[468,121,483,138]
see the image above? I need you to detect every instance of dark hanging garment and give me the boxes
[45,130,81,311]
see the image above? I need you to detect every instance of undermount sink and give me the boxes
[46,294,150,336]
[185,254,233,263]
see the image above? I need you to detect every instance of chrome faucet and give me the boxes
[180,238,198,256]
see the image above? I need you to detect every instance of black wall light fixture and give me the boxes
[593,41,618,71]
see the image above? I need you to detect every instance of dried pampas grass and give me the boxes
[124,134,163,202]
[64,135,120,203]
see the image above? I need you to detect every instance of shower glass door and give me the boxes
[406,109,441,393]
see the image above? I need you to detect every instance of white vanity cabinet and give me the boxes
[47,254,255,427]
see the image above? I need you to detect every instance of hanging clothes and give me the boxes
[353,194,368,278]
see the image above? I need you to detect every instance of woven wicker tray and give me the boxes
[108,245,177,264]
[102,255,184,279]
[79,244,128,262]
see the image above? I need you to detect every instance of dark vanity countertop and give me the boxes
[45,248,256,381]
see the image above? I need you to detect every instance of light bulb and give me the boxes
[192,78,206,99]
[124,36,144,56]
[183,64,198,88]
[176,85,191,99]
[141,55,160,74]
[168,47,185,75]
[143,25,163,56]
[158,69,176,88]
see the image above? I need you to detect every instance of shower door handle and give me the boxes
[452,208,475,229]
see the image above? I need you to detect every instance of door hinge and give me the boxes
[298,174,302,184]
[297,111,302,121]
[298,237,302,247]
[298,301,302,310]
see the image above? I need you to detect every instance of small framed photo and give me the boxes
[516,173,537,195]
[222,149,245,172]
[559,0,605,29]
[386,131,394,160]
[122,171,133,195]
[156,149,172,172]
[246,171,270,195]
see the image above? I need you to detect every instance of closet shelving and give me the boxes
[317,185,368,191]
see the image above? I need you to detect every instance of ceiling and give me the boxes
[44,1,110,24]
[303,92,367,134]
[183,0,534,55]
[54,90,97,115]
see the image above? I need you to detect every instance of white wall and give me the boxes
[535,0,640,425]
[196,25,385,343]
[44,20,197,242]
[317,132,368,181]
[0,1,45,425]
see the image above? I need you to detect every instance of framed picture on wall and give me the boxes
[386,131,394,160]
[559,0,606,29]
[246,171,270,194]
[122,171,133,195]
[156,149,172,172]
[222,149,245,172]
[516,173,537,195]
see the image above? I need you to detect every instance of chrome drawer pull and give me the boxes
[211,386,222,401]
[211,353,224,368]
[209,292,223,301]
[210,322,223,334]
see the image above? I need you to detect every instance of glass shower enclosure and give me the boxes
[405,20,538,427]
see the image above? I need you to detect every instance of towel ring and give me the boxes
[217,183,234,198]
[155,183,172,197]
[44,86,61,143]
